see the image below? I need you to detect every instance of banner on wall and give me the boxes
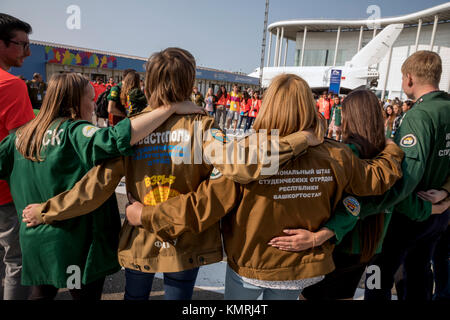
[44,46,117,69]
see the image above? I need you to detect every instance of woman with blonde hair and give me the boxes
[204,87,215,116]
[0,72,202,300]
[122,73,404,300]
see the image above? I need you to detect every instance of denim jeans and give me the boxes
[224,265,300,300]
[0,202,30,300]
[245,117,255,132]
[237,115,248,130]
[124,267,199,300]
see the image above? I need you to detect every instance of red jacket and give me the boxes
[240,99,251,114]
[316,98,331,120]
[217,93,229,106]
[249,99,261,118]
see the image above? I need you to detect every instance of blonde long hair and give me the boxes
[16,73,90,161]
[253,74,324,138]
[120,71,141,106]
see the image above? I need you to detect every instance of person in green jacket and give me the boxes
[107,69,135,126]
[120,70,147,117]
[327,95,342,141]
[0,72,203,300]
[270,50,450,300]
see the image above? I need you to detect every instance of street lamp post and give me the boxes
[259,0,270,88]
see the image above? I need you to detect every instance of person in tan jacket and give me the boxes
[21,48,320,300]
[122,74,404,300]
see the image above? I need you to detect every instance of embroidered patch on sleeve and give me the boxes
[82,125,100,138]
[209,167,223,180]
[400,134,417,148]
[343,196,361,217]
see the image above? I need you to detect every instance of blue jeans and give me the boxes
[237,115,248,130]
[245,117,255,132]
[224,265,300,300]
[124,267,199,300]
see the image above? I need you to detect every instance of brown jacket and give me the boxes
[32,106,310,273]
[140,139,404,281]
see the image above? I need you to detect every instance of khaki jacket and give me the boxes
[140,140,404,281]
[32,105,310,273]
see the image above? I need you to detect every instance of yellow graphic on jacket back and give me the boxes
[143,175,180,206]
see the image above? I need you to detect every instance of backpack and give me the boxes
[95,88,111,118]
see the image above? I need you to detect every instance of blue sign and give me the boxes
[329,69,342,94]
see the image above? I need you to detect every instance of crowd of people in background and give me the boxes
[190,84,262,134]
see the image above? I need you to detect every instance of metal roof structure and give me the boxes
[268,2,450,40]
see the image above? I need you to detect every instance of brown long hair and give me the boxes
[16,73,90,161]
[253,74,324,139]
[144,47,196,109]
[120,71,141,106]
[341,90,386,262]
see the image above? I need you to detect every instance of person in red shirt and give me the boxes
[316,91,331,121]
[0,13,35,300]
[236,91,251,132]
[245,91,261,132]
[92,77,107,102]
[215,86,229,130]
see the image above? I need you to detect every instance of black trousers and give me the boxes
[364,209,450,300]
[29,277,105,300]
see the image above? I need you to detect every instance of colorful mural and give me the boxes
[44,46,117,69]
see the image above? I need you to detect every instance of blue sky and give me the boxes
[1,0,447,73]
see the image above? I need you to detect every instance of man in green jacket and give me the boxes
[359,51,450,300]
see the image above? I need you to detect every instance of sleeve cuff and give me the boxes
[35,203,46,224]
[113,118,133,156]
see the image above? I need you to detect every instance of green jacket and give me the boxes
[327,90,450,245]
[0,118,133,287]
[324,143,391,254]
[107,82,126,114]
[329,104,342,126]
[127,88,147,116]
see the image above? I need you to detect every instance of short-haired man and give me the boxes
[0,13,35,300]
[226,85,242,131]
[361,51,450,300]
[26,72,47,110]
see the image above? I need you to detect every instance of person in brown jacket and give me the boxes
[123,74,404,300]
[21,49,320,300]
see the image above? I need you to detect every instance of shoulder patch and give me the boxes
[400,134,417,148]
[82,125,100,138]
[343,196,360,217]
[209,167,223,180]
[210,128,229,143]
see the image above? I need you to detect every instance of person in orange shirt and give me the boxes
[245,91,261,132]
[316,91,331,121]
[236,91,251,132]
[215,86,229,130]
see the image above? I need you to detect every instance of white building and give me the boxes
[265,3,450,99]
